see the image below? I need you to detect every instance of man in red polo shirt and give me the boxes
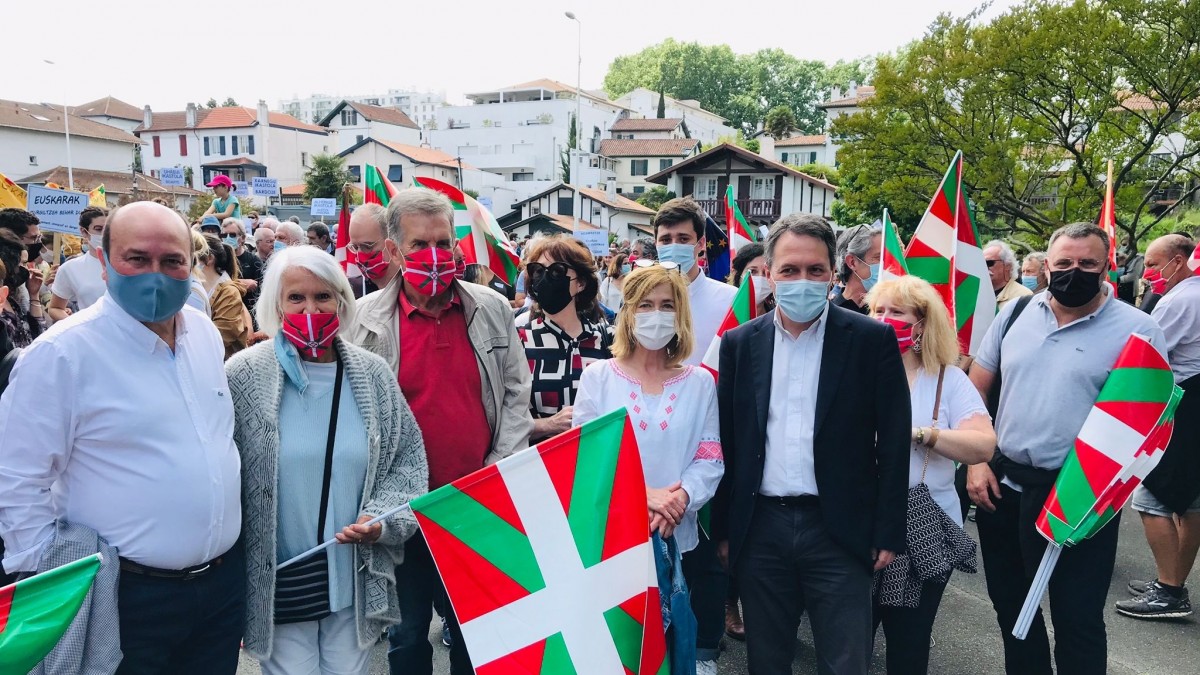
[346,187,532,675]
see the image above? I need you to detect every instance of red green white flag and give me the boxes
[1098,160,1120,288]
[1189,241,1200,275]
[0,553,101,673]
[412,177,521,287]
[364,164,397,206]
[902,151,995,355]
[879,208,908,282]
[410,409,667,674]
[725,185,757,256]
[701,273,759,378]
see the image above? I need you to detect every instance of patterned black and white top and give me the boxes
[517,316,614,418]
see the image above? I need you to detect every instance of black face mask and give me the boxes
[1048,267,1102,308]
[26,243,43,260]
[530,271,576,315]
[10,265,29,289]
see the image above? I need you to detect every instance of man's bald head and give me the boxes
[1148,233,1195,262]
[102,201,192,256]
[1145,233,1197,294]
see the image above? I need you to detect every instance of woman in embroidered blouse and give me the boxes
[866,275,995,675]
[573,264,724,552]
[519,235,615,442]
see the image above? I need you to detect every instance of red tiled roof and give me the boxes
[775,134,827,147]
[645,143,837,191]
[597,139,701,157]
[348,102,419,128]
[0,99,142,144]
[576,185,654,214]
[70,96,143,121]
[610,118,684,132]
[15,166,201,196]
[135,106,326,134]
[817,86,875,109]
[372,140,477,170]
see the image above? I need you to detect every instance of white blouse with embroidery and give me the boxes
[573,360,724,552]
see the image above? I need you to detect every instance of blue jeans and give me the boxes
[655,533,697,674]
[114,541,245,675]
[682,531,728,661]
[386,534,472,675]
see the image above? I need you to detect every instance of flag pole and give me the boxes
[1013,543,1062,639]
[276,502,413,570]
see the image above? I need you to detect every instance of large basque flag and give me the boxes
[0,554,101,673]
[725,184,757,257]
[413,177,521,287]
[364,164,397,206]
[879,208,909,282]
[410,409,667,674]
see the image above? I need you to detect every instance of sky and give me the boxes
[7,0,1019,113]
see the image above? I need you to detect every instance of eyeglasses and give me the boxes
[525,261,578,285]
[347,241,383,255]
[985,259,1000,268]
[632,258,680,271]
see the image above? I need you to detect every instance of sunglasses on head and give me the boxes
[633,258,680,271]
[525,261,576,283]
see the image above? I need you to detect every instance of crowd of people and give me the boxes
[0,182,1196,675]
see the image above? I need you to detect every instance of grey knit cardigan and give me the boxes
[225,337,429,659]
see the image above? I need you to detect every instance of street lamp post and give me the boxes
[565,11,582,232]
[44,59,74,190]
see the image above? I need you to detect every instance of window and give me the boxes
[300,152,308,167]
[231,136,239,154]
[630,159,649,176]
[659,158,673,171]
[781,152,789,163]
[28,155,36,166]
[388,165,404,182]
[751,177,775,200]
[179,134,188,156]
[809,151,817,164]
[341,109,358,126]
[694,177,718,200]
[204,137,211,155]
[633,185,646,194]
[152,136,161,157]
[219,136,226,156]
[348,165,361,181]
[513,172,534,181]
[247,135,255,154]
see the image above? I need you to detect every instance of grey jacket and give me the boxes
[225,337,429,659]
[345,274,533,465]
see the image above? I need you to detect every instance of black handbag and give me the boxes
[274,356,344,625]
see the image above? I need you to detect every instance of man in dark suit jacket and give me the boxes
[712,213,911,675]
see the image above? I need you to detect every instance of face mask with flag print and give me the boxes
[355,248,391,281]
[878,316,921,355]
[1142,267,1167,295]
[454,257,467,280]
[403,246,456,296]
[282,312,340,359]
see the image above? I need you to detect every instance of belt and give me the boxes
[119,553,227,581]
[758,494,820,509]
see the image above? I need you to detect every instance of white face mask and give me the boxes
[40,250,55,264]
[750,274,772,301]
[634,310,677,351]
[89,234,103,252]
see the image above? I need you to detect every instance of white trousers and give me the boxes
[258,607,371,675]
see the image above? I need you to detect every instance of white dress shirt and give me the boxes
[760,304,828,497]
[0,295,241,572]
[685,273,738,367]
[1152,275,1200,382]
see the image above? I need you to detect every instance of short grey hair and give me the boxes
[386,188,455,243]
[985,240,1019,280]
[221,218,245,236]
[835,225,881,282]
[765,213,837,268]
[1023,251,1047,269]
[256,245,357,337]
[276,221,305,244]
[258,217,280,231]
[352,203,388,236]
[1048,222,1109,260]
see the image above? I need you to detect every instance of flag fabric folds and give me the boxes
[703,215,731,284]
[364,165,396,206]
[0,172,27,210]
[879,208,909,282]
[903,151,996,355]
[0,554,102,674]
[411,177,520,287]
[701,273,758,378]
[87,185,106,208]
[1098,160,1119,288]
[725,185,757,257]
[410,409,667,674]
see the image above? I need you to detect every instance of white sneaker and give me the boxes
[696,659,718,675]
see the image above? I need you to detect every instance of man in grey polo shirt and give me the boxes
[966,223,1165,675]
[1117,233,1200,620]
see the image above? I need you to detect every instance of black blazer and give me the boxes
[711,304,911,570]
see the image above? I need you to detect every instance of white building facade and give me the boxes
[612,89,736,146]
[1,100,142,182]
[279,89,447,129]
[320,101,422,153]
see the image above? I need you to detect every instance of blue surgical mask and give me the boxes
[620,263,632,275]
[223,235,239,249]
[657,243,697,274]
[1021,275,1039,290]
[103,255,193,323]
[773,279,830,323]
[274,241,287,252]
[858,261,880,292]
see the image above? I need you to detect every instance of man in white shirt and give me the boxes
[1119,234,1200,620]
[0,201,244,675]
[652,196,737,670]
[47,206,109,322]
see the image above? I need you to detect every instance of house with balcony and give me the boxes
[646,143,838,229]
[597,138,701,195]
[135,102,331,201]
[320,100,422,153]
[0,99,143,182]
[499,182,655,242]
[426,79,624,201]
[612,89,735,145]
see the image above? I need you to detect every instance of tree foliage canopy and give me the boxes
[303,154,352,201]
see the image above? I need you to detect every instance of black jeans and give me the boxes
[681,530,728,661]
[737,499,873,675]
[387,534,472,675]
[975,484,1120,675]
[873,574,950,674]
[114,542,245,675]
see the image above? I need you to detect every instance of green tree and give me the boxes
[560,113,578,183]
[833,0,1200,247]
[205,98,218,109]
[303,154,352,201]
[764,105,798,139]
[716,132,760,154]
[635,186,675,211]
[222,97,238,107]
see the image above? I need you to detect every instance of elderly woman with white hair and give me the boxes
[225,246,428,674]
[275,220,307,248]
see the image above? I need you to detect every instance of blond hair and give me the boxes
[866,275,960,372]
[611,266,694,368]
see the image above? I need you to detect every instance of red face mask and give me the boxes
[403,247,457,296]
[282,312,340,359]
[880,316,916,354]
[454,257,467,280]
[1143,267,1167,295]
[355,248,391,281]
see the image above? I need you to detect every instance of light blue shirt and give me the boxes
[276,360,368,612]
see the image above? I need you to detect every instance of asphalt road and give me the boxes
[238,513,1198,674]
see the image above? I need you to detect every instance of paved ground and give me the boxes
[238,514,1198,673]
